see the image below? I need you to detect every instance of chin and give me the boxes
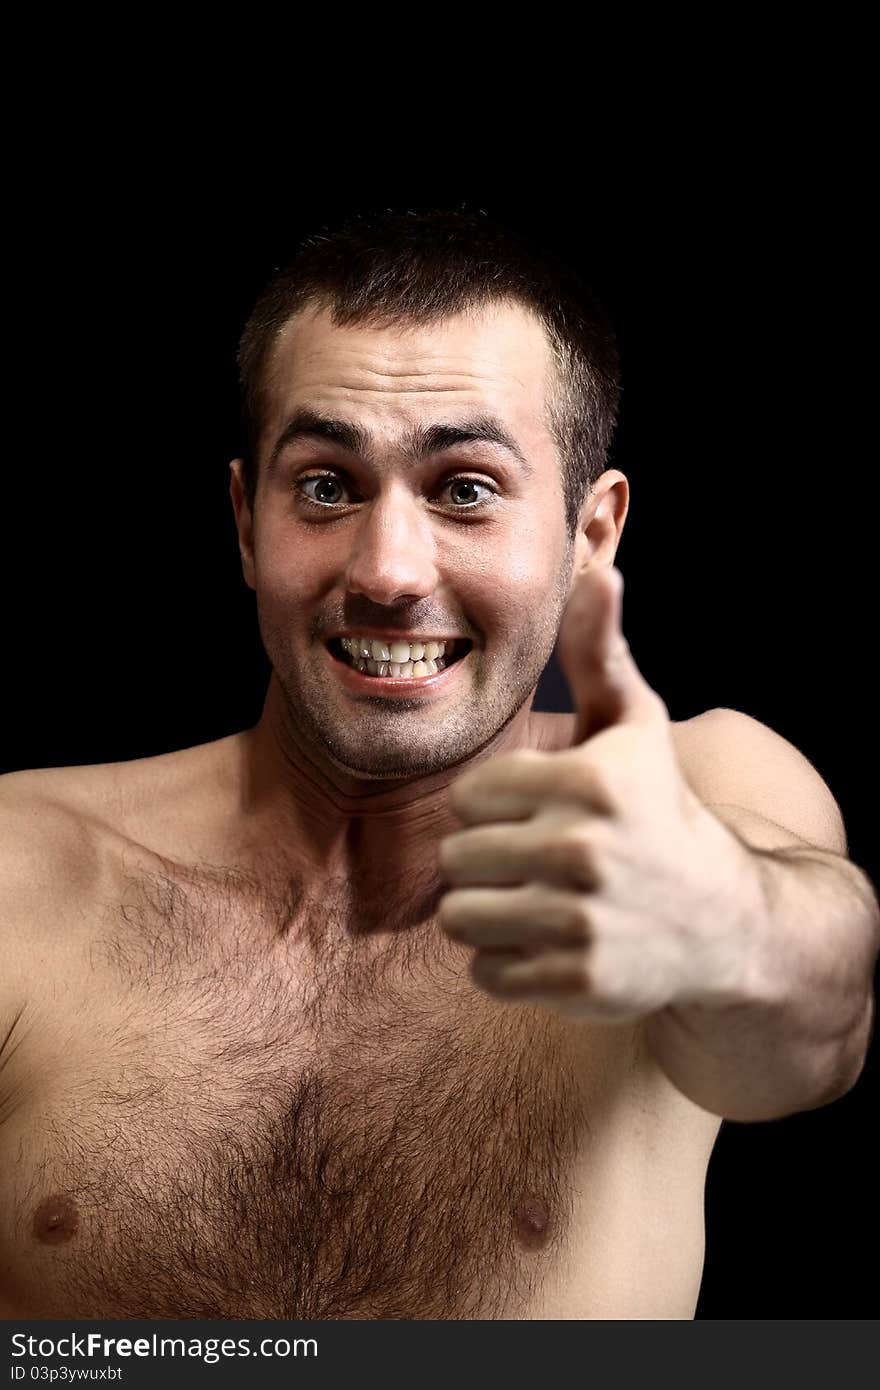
[322,739,458,780]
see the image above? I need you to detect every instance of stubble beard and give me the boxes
[258,580,571,782]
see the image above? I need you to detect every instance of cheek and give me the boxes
[253,528,329,604]
[458,553,565,664]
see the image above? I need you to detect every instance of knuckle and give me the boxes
[546,828,599,888]
[439,836,472,881]
[584,761,620,812]
[554,756,618,815]
[438,838,456,872]
[607,636,630,668]
[555,760,610,813]
[437,892,465,928]
[562,897,593,944]
[449,777,478,818]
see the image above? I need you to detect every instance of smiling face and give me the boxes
[230,298,597,781]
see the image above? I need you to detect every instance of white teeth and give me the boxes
[336,635,460,680]
[340,636,449,661]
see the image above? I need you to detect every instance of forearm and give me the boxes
[644,846,880,1122]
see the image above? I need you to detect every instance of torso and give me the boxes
[0,716,723,1319]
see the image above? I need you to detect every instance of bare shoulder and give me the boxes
[0,740,244,1118]
[0,767,110,1095]
[0,747,205,1078]
[669,706,848,855]
[0,765,106,952]
[0,766,105,905]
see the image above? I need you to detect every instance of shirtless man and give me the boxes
[2,210,877,1320]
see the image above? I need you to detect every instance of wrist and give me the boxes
[676,807,773,1010]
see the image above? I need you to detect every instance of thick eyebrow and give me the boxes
[266,408,534,478]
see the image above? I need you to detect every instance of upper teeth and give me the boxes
[339,637,448,663]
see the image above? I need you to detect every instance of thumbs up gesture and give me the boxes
[438,565,757,1023]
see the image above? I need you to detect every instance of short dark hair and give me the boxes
[236,207,621,540]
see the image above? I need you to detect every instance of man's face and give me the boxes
[231,298,578,779]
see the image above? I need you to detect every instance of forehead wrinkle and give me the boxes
[311,378,489,393]
[271,314,546,408]
[267,406,534,478]
[263,305,555,474]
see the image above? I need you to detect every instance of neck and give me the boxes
[234,675,555,893]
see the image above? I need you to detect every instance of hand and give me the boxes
[437,565,759,1023]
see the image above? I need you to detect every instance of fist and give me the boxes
[437,566,752,1022]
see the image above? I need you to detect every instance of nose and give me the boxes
[344,483,439,604]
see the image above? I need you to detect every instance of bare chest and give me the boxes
[2,857,629,1320]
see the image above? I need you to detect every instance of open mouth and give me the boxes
[326,636,472,680]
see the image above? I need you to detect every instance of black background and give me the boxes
[2,155,875,1318]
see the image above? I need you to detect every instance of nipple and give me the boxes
[512,1192,552,1251]
[32,1193,80,1245]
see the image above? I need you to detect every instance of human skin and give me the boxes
[228,298,629,901]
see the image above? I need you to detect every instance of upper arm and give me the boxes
[675,707,849,856]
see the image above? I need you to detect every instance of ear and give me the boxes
[569,470,630,585]
[229,459,257,592]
